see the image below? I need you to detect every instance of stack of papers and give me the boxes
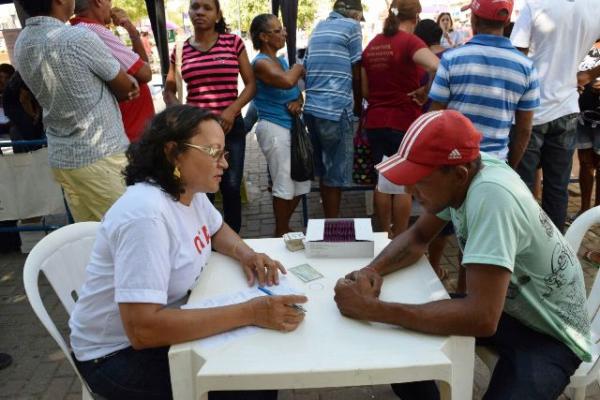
[181,276,302,349]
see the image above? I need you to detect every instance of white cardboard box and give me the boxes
[305,218,375,258]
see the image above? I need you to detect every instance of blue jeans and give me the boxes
[74,346,278,400]
[208,116,246,233]
[305,111,354,187]
[390,312,581,400]
[514,114,578,232]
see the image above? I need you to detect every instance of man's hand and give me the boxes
[126,74,140,100]
[334,273,380,320]
[287,100,302,116]
[240,252,286,286]
[344,268,383,297]
[407,85,428,106]
[111,7,138,37]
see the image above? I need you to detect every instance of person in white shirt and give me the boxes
[69,105,307,400]
[510,0,600,232]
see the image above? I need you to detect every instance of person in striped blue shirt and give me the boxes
[304,0,363,218]
[429,0,540,169]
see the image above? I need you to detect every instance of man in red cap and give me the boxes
[334,110,591,399]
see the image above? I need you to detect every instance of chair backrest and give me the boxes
[23,221,99,388]
[565,206,600,320]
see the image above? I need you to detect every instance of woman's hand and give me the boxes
[407,85,428,106]
[240,251,286,286]
[287,100,303,116]
[248,295,308,331]
[220,107,236,134]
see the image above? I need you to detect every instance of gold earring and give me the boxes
[174,166,181,178]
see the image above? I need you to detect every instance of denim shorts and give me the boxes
[576,121,600,154]
[305,111,354,187]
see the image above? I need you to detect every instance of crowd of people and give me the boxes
[3,0,600,398]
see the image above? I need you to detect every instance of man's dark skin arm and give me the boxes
[335,263,511,337]
[352,62,362,117]
[429,101,447,111]
[335,210,512,337]
[508,110,534,169]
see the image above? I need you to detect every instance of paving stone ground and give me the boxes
[1,133,600,399]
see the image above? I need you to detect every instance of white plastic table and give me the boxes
[168,233,474,400]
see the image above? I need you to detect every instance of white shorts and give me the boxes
[255,120,311,200]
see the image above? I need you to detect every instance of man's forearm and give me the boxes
[366,234,425,276]
[367,297,495,337]
[130,32,149,62]
[508,111,534,168]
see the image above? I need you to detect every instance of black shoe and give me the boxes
[0,353,12,370]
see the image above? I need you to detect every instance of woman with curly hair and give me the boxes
[163,0,256,233]
[68,105,306,400]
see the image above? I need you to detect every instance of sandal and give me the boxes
[583,250,600,269]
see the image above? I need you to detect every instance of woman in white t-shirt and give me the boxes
[437,13,466,49]
[68,105,307,400]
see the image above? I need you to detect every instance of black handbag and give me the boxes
[290,116,314,182]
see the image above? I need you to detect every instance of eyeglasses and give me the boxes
[184,143,229,161]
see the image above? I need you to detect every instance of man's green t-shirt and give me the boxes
[438,154,591,361]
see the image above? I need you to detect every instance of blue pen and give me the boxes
[257,286,307,313]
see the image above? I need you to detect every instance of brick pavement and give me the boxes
[1,133,600,399]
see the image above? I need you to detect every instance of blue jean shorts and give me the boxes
[305,111,354,187]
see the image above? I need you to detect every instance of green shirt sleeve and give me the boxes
[461,182,529,271]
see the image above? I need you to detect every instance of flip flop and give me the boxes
[583,250,600,269]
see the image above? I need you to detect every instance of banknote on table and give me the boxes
[283,232,305,251]
[289,263,323,282]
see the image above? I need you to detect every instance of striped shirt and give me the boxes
[170,34,244,115]
[70,17,155,142]
[304,12,362,121]
[14,16,128,169]
[429,34,540,160]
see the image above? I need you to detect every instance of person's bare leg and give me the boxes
[285,196,303,232]
[428,234,448,279]
[578,149,595,213]
[373,189,392,236]
[533,168,543,201]
[273,197,293,237]
[320,182,341,218]
[593,152,600,207]
[391,193,412,238]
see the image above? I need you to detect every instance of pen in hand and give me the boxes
[257,286,307,313]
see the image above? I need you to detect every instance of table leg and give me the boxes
[440,337,475,400]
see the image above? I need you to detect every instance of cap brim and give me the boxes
[375,154,436,186]
[460,3,472,12]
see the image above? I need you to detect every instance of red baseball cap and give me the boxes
[376,110,482,186]
[461,0,513,22]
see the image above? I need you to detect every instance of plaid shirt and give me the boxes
[15,16,128,169]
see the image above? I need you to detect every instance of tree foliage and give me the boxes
[113,0,149,23]
[222,0,317,33]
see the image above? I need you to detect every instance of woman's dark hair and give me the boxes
[212,0,230,34]
[414,19,443,47]
[250,14,276,50]
[21,0,54,16]
[124,105,219,201]
[190,0,229,33]
[436,12,453,30]
[383,0,422,37]
[0,64,15,76]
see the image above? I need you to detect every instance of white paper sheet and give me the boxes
[181,276,302,349]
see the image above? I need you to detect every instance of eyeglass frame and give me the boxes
[265,26,286,35]
[184,143,229,161]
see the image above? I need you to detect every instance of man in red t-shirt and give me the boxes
[72,2,155,142]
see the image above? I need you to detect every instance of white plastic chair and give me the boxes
[477,206,600,399]
[23,222,100,400]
